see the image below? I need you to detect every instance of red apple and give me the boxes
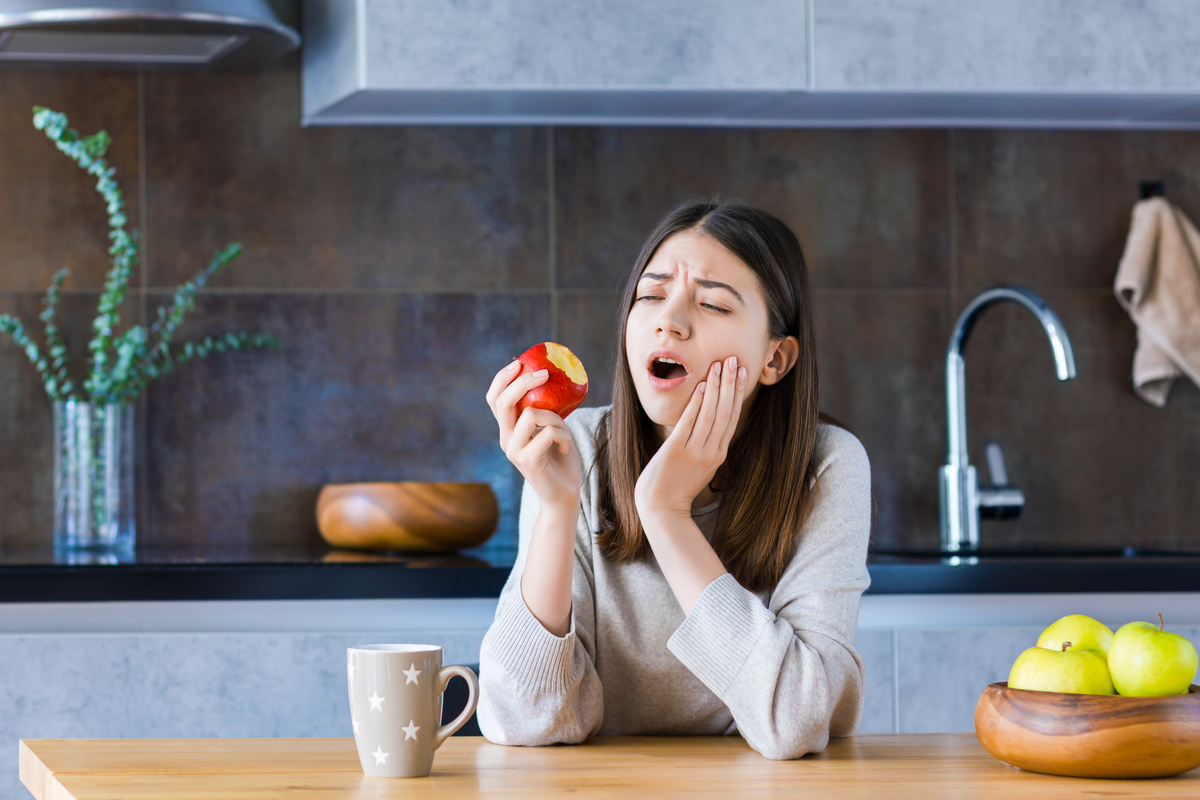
[514,342,588,419]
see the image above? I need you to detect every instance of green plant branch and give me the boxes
[39,267,74,399]
[4,106,281,406]
[153,332,280,378]
[34,106,138,403]
[0,314,67,401]
[143,242,243,368]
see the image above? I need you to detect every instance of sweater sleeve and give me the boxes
[476,432,605,745]
[666,426,872,760]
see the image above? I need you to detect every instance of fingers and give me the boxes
[521,424,572,464]
[506,407,571,462]
[691,356,743,456]
[687,359,723,448]
[497,368,549,416]
[484,359,522,411]
[715,361,749,456]
[670,375,708,445]
[509,415,575,476]
[489,364,550,445]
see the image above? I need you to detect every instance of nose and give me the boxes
[653,292,690,339]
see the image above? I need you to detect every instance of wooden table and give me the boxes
[19,734,1200,799]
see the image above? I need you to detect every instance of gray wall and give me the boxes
[2,55,1199,556]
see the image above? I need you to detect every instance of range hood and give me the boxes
[0,1,299,70]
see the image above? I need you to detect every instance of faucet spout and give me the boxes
[940,285,1076,551]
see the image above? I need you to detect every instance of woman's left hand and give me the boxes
[635,355,748,518]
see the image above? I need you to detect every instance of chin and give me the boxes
[633,390,684,431]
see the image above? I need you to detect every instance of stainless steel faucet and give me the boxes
[939,285,1077,552]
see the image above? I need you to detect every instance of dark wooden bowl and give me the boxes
[316,481,499,553]
[975,682,1200,778]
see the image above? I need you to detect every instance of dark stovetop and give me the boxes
[1,543,1199,603]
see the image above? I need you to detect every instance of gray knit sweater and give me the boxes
[477,405,872,760]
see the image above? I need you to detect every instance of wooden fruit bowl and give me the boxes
[316,482,499,553]
[975,682,1200,778]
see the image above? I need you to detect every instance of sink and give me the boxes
[869,546,1200,560]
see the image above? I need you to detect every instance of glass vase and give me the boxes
[53,400,135,557]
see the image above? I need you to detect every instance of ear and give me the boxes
[759,336,800,386]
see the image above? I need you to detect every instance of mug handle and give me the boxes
[434,664,479,750]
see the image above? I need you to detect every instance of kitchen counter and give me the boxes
[2,543,1200,602]
[19,734,1200,799]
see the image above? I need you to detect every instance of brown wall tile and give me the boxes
[0,69,140,291]
[555,127,951,292]
[143,62,550,292]
[816,290,952,550]
[1169,384,1200,551]
[555,290,624,409]
[954,129,1200,292]
[143,291,549,550]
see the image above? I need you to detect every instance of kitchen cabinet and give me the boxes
[302,0,805,126]
[2,589,1199,797]
[303,0,1200,128]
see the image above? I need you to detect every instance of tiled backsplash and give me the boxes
[1,56,1198,555]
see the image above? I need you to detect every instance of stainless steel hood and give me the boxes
[0,1,299,70]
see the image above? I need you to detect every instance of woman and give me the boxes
[478,199,872,760]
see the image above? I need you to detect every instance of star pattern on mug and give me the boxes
[369,691,385,711]
[347,663,356,681]
[403,664,421,685]
[352,716,360,735]
[403,720,420,741]
[372,746,388,765]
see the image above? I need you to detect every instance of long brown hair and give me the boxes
[594,199,828,594]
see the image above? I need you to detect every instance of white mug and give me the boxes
[347,644,478,778]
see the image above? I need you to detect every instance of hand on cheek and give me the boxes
[634,355,749,517]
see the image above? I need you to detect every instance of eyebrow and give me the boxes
[638,272,745,305]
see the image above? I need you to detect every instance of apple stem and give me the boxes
[1061,642,1072,652]
[1158,612,1164,631]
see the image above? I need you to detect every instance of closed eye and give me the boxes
[634,296,731,315]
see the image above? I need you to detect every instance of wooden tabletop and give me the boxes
[19,734,1200,799]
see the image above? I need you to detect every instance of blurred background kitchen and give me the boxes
[4,3,1198,559]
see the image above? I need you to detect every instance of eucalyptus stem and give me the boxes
[0,314,65,401]
[5,106,281,406]
[33,106,138,404]
[40,267,75,400]
[162,332,281,374]
[143,242,243,367]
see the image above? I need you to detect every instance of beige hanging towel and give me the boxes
[1114,196,1200,407]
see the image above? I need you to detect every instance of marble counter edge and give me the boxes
[2,591,1198,635]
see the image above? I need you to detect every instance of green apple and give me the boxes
[1036,614,1114,657]
[1107,614,1198,697]
[1008,644,1116,695]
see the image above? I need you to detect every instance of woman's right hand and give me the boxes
[486,360,582,512]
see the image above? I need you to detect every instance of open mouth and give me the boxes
[652,357,691,381]
[649,357,689,381]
